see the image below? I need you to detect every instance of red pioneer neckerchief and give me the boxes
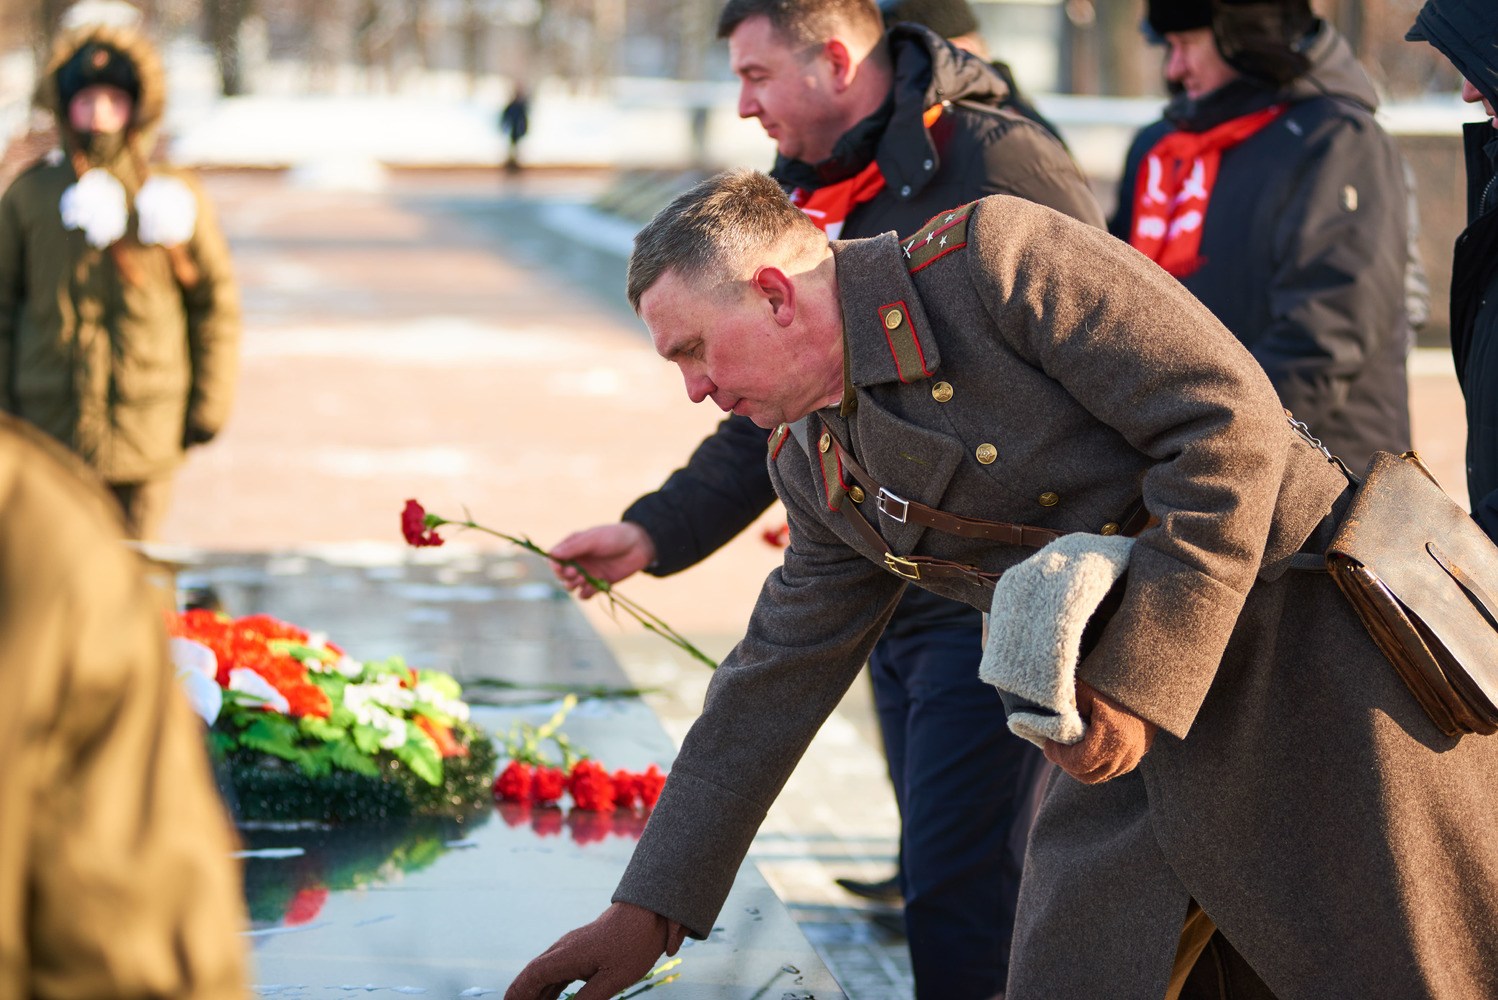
[1129,103,1286,278]
[791,104,946,239]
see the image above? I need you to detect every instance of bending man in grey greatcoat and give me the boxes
[504,171,1498,1000]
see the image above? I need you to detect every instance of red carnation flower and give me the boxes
[612,769,639,810]
[637,764,667,808]
[569,759,617,812]
[494,760,534,802]
[401,499,445,548]
[533,766,567,804]
[762,523,790,548]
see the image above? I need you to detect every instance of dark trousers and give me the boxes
[869,622,1046,1000]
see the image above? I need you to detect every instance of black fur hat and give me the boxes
[56,41,140,108]
[1147,0,1213,36]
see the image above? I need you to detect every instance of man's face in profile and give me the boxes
[729,15,847,163]
[640,268,832,429]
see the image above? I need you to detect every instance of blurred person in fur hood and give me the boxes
[0,18,240,539]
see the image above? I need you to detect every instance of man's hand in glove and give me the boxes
[1044,679,1156,784]
[504,901,689,1000]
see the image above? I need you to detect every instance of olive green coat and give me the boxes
[0,413,247,998]
[0,24,239,483]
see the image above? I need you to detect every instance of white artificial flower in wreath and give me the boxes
[135,174,198,247]
[59,167,127,248]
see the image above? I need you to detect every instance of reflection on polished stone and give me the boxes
[155,550,846,999]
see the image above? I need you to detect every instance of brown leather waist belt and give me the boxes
[821,418,1150,591]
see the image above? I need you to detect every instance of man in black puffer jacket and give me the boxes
[549,0,1101,995]
[1111,0,1412,474]
[1407,0,1498,542]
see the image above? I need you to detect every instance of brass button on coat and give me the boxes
[884,310,903,330]
[932,381,954,402]
[1038,492,1059,507]
[849,486,866,503]
[818,432,831,453]
[975,443,997,465]
[1100,522,1120,536]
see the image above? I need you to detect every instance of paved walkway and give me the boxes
[172,168,913,998]
[170,167,1472,1000]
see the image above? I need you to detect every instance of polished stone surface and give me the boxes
[164,549,845,1000]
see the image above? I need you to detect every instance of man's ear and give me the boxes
[753,266,796,327]
[823,38,856,92]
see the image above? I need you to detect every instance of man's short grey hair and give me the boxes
[716,0,883,48]
[627,169,824,311]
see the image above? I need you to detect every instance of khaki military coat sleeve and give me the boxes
[0,416,247,999]
[177,171,240,443]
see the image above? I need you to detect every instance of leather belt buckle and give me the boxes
[877,488,910,524]
[884,553,921,580]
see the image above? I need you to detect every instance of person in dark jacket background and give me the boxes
[549,0,1101,995]
[1407,0,1498,542]
[1111,0,1412,474]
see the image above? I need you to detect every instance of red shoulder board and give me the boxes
[902,202,975,274]
[769,422,790,460]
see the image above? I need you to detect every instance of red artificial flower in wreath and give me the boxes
[416,715,467,758]
[401,500,445,547]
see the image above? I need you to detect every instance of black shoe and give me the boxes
[868,910,907,938]
[835,874,903,904]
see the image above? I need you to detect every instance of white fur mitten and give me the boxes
[136,174,198,246]
[979,532,1134,748]
[59,168,128,248]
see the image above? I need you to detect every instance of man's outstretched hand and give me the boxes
[504,901,688,1000]
[1044,679,1156,784]
[549,523,658,598]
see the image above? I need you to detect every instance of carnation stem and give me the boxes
[440,518,719,669]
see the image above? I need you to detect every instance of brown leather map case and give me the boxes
[1326,451,1498,737]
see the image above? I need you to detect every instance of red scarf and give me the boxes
[792,104,946,239]
[1129,104,1286,278]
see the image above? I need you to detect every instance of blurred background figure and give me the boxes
[0,413,247,999]
[1406,0,1498,541]
[0,12,239,540]
[1111,0,1412,474]
[500,84,528,172]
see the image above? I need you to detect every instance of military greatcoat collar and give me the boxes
[829,231,943,391]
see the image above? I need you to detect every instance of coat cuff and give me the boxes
[611,768,767,938]
[1078,546,1248,740]
[620,499,692,577]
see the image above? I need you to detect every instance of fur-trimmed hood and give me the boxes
[39,22,166,164]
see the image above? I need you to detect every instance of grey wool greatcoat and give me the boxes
[612,196,1498,998]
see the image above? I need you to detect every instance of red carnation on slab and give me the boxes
[762,523,790,548]
[532,766,567,804]
[493,760,534,802]
[612,768,639,809]
[569,759,617,812]
[637,764,667,808]
[284,886,330,926]
[401,499,445,547]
